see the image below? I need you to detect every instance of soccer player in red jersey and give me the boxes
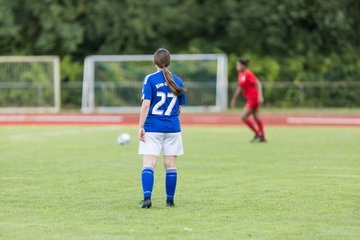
[231,59,266,142]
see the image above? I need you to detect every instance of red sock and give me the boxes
[244,119,258,134]
[255,120,265,140]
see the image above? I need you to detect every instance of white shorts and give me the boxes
[138,132,184,156]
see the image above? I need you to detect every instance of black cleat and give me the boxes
[166,200,175,207]
[139,198,152,209]
[251,134,262,143]
[259,138,267,143]
[258,134,266,143]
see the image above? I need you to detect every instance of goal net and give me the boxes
[81,54,228,113]
[0,56,61,113]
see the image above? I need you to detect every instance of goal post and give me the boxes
[0,56,61,113]
[81,54,228,113]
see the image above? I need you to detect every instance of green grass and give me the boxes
[0,126,359,240]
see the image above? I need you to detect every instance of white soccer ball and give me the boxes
[117,133,131,145]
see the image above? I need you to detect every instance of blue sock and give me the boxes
[166,169,177,201]
[142,167,154,199]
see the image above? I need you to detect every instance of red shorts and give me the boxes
[245,100,259,111]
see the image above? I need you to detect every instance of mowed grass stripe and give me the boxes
[0,126,359,240]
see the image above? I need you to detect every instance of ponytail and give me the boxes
[153,48,185,96]
[162,67,185,96]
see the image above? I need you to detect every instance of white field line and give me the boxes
[10,126,120,141]
[316,167,360,171]
[312,174,360,178]
[0,115,123,123]
[287,117,360,125]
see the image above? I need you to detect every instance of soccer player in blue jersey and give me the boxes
[138,48,186,208]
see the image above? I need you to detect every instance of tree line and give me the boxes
[1,0,359,107]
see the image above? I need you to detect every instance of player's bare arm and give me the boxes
[231,86,242,108]
[139,100,150,141]
[256,80,264,104]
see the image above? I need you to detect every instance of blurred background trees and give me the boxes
[1,0,359,107]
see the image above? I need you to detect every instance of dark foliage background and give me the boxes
[1,0,359,107]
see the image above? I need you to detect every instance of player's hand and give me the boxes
[230,99,236,108]
[139,128,145,142]
[258,96,264,104]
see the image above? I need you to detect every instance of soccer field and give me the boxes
[1,126,359,240]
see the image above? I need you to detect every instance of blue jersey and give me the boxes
[141,70,186,133]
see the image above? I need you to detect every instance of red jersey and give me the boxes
[238,69,258,101]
